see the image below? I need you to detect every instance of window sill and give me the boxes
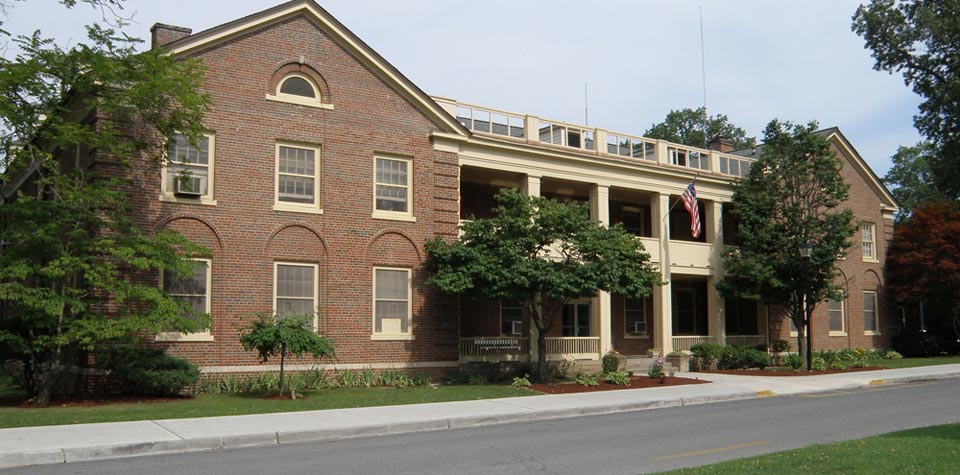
[371,211,417,223]
[624,334,649,340]
[789,331,798,337]
[265,94,334,109]
[155,332,214,342]
[273,203,324,215]
[159,194,217,206]
[864,331,882,336]
[370,334,415,341]
[829,331,847,337]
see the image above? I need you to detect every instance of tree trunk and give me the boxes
[278,345,286,396]
[795,329,806,372]
[536,329,548,382]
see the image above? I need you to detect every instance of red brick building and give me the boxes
[2,0,900,374]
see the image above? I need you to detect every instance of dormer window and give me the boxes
[266,64,333,110]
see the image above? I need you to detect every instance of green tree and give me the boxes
[643,107,754,150]
[717,120,855,371]
[240,313,335,396]
[883,141,938,221]
[853,1,960,199]
[0,1,210,404]
[426,189,661,382]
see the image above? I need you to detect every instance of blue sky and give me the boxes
[3,0,923,177]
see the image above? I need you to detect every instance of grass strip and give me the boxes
[656,423,960,475]
[0,385,532,429]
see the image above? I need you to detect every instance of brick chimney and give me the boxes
[150,23,192,49]
[708,134,736,153]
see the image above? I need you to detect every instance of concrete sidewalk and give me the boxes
[2,364,959,470]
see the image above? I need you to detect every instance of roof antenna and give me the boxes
[584,82,589,126]
[700,4,708,148]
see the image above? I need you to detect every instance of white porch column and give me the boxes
[591,184,613,354]
[523,174,541,197]
[707,201,725,344]
[525,174,542,362]
[656,193,674,354]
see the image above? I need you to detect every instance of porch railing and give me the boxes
[725,335,768,348]
[672,335,716,352]
[546,336,600,360]
[459,337,529,361]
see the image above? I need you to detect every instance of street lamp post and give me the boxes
[799,241,813,370]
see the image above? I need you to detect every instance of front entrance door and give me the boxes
[562,303,591,336]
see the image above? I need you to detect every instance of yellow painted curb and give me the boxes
[869,379,885,385]
[756,390,777,398]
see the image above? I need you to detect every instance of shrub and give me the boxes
[770,339,790,366]
[468,374,488,385]
[601,350,621,374]
[739,348,771,369]
[812,356,826,372]
[511,374,531,388]
[96,345,199,396]
[576,373,600,387]
[690,342,724,370]
[828,359,845,370]
[603,371,630,386]
[880,349,903,360]
[892,330,946,357]
[784,353,804,371]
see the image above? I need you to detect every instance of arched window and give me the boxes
[278,74,317,99]
[266,66,333,110]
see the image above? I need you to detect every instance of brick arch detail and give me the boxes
[268,60,331,103]
[863,269,882,290]
[263,222,329,255]
[154,214,224,251]
[365,229,423,261]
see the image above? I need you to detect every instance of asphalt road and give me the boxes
[5,378,959,475]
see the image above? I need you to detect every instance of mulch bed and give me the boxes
[528,375,710,394]
[700,366,886,377]
[11,395,188,408]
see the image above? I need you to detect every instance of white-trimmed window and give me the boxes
[828,298,845,335]
[625,297,648,336]
[373,267,412,339]
[266,73,333,109]
[864,291,879,334]
[161,133,215,204]
[275,143,322,213]
[373,155,414,221]
[861,222,876,261]
[501,301,524,336]
[274,262,318,330]
[158,258,212,341]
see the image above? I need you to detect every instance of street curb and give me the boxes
[2,371,958,470]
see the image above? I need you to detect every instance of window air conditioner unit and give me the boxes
[628,321,647,334]
[174,176,206,197]
[510,320,523,335]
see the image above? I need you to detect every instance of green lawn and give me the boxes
[656,423,960,474]
[869,355,960,369]
[0,385,532,429]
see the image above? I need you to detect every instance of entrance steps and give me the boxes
[625,356,676,374]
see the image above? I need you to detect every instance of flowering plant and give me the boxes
[647,356,665,381]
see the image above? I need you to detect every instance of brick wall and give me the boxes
[120,15,460,369]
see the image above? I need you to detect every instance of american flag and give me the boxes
[681,179,701,238]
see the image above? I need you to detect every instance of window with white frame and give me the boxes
[500,300,524,335]
[864,291,879,333]
[861,222,876,261]
[275,143,321,211]
[159,258,211,339]
[373,156,413,219]
[266,72,333,109]
[274,263,317,328]
[828,298,845,334]
[373,267,411,338]
[625,297,648,335]
[163,133,214,202]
